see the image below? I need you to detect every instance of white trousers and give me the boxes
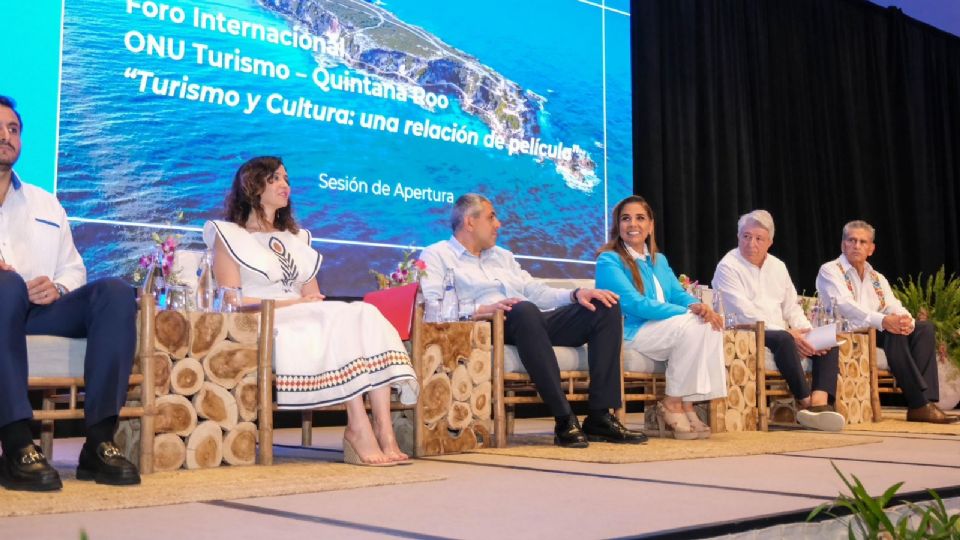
[626,313,727,401]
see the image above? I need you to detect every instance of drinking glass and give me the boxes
[724,312,738,330]
[165,284,191,312]
[458,297,476,321]
[216,287,244,313]
[196,288,216,312]
[423,299,442,323]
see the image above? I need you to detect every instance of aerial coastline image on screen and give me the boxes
[57,0,633,295]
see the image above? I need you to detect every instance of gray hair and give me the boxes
[737,209,775,239]
[842,220,875,242]
[451,193,491,232]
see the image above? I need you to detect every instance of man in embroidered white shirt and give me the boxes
[420,194,646,447]
[713,210,845,431]
[0,96,141,491]
[816,220,956,424]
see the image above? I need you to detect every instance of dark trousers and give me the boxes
[878,320,939,408]
[502,300,622,416]
[0,271,137,430]
[765,330,839,401]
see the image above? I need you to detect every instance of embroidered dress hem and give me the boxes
[271,300,419,409]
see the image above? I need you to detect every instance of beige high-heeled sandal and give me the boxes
[342,438,397,467]
[684,411,712,439]
[655,402,699,440]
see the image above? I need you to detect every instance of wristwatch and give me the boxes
[54,283,68,298]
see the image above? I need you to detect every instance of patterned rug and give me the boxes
[470,430,882,463]
[845,409,960,436]
[0,458,442,517]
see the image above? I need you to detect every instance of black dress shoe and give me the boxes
[77,442,141,486]
[0,444,62,492]
[554,416,589,448]
[582,412,648,444]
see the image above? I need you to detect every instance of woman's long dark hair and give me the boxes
[597,195,658,294]
[224,156,299,233]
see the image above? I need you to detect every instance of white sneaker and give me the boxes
[796,407,845,432]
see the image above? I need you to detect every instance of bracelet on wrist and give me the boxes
[570,288,581,303]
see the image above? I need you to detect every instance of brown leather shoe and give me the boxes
[906,403,959,424]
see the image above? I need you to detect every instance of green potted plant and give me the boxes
[893,266,960,410]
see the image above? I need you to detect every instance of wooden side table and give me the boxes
[766,331,873,426]
[117,308,263,470]
[710,328,762,432]
[411,320,493,456]
[835,331,873,425]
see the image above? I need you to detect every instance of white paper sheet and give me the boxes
[806,324,845,351]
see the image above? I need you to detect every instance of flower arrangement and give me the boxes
[131,232,183,286]
[678,274,699,292]
[370,250,427,289]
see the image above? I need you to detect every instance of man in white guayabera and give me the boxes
[419,193,646,448]
[0,95,140,491]
[816,220,956,424]
[713,210,844,431]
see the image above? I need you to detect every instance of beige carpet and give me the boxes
[0,459,443,518]
[847,410,960,436]
[470,431,881,463]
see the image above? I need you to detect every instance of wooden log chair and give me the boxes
[489,309,626,448]
[168,249,418,465]
[26,295,157,474]
[260,283,422,462]
[628,288,766,433]
[488,278,770,445]
[762,327,878,428]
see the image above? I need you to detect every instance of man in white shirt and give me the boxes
[420,193,646,447]
[0,96,140,491]
[817,220,956,424]
[713,210,844,431]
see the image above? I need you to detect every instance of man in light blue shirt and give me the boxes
[0,96,140,491]
[420,193,646,447]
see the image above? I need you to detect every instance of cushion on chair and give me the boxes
[504,344,589,373]
[764,347,812,373]
[876,347,889,371]
[26,336,87,378]
[536,278,595,290]
[623,350,667,374]
[501,278,663,375]
[502,344,666,375]
[363,283,418,340]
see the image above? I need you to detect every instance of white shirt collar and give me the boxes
[448,235,492,260]
[732,248,766,270]
[625,244,650,261]
[838,253,874,279]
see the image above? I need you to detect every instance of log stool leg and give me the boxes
[506,391,516,437]
[41,392,55,458]
[301,410,313,446]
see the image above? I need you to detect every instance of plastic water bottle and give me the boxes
[440,269,459,322]
[142,246,167,308]
[810,298,823,326]
[196,250,217,312]
[713,289,736,329]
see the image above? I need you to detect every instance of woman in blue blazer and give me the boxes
[596,196,726,439]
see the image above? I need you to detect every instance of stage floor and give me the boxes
[2,411,959,539]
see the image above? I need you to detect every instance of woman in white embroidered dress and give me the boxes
[204,156,418,466]
[595,196,726,439]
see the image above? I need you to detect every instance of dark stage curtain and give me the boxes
[632,0,960,292]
